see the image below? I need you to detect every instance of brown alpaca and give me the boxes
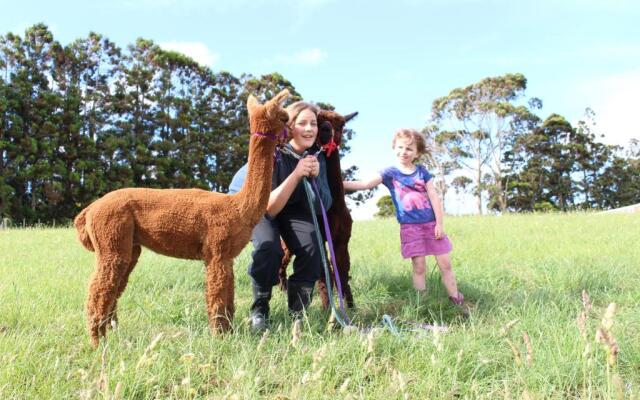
[74,90,290,347]
[278,109,358,309]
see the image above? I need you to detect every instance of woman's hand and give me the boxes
[294,156,320,179]
[434,222,445,240]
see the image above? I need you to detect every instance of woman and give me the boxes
[231,101,333,332]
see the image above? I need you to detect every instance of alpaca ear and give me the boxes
[247,94,259,114]
[266,89,290,121]
[273,89,290,106]
[344,111,358,122]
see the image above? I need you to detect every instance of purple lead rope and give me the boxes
[310,178,351,324]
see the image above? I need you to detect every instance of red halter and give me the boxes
[321,137,338,157]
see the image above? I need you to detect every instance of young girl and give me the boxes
[343,129,466,311]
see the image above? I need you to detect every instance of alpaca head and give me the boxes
[247,89,290,140]
[317,110,358,147]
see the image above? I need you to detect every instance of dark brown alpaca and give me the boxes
[278,109,358,309]
[74,90,290,347]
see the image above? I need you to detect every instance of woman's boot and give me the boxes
[250,282,272,333]
[287,281,314,321]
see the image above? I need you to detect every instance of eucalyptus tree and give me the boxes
[420,123,460,212]
[591,140,640,209]
[572,108,617,209]
[374,195,395,218]
[430,73,541,214]
[502,114,570,211]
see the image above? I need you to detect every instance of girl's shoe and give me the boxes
[449,293,470,317]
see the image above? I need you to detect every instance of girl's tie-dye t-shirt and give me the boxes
[380,165,435,224]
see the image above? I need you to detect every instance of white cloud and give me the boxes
[274,48,328,66]
[159,41,220,67]
[294,48,327,65]
[576,69,640,147]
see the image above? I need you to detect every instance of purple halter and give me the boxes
[254,128,288,164]
[253,128,288,142]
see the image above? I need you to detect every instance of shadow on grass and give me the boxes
[298,268,494,333]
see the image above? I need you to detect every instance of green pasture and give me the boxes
[0,213,638,399]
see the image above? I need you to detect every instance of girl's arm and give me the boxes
[343,174,383,192]
[267,156,317,217]
[426,179,445,239]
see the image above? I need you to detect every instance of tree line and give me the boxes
[426,73,639,214]
[0,24,367,225]
[2,26,637,224]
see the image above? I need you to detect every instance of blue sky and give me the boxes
[2,0,639,216]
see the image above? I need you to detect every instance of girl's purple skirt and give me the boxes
[400,221,452,258]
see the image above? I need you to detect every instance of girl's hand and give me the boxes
[294,156,319,179]
[434,223,445,240]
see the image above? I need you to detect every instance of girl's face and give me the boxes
[289,108,318,153]
[394,137,418,167]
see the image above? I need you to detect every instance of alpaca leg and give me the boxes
[85,215,135,347]
[334,241,354,308]
[277,239,292,292]
[331,216,354,308]
[317,245,331,310]
[224,266,235,321]
[317,276,330,310]
[205,257,234,333]
[86,256,129,347]
[109,244,142,329]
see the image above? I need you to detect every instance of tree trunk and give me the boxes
[440,182,447,214]
[476,163,483,215]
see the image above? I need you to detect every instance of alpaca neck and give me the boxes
[326,151,347,208]
[237,135,277,225]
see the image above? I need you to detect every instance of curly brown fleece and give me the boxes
[74,90,290,347]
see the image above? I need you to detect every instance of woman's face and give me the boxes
[289,108,318,153]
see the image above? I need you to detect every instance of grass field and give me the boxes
[1,213,639,399]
